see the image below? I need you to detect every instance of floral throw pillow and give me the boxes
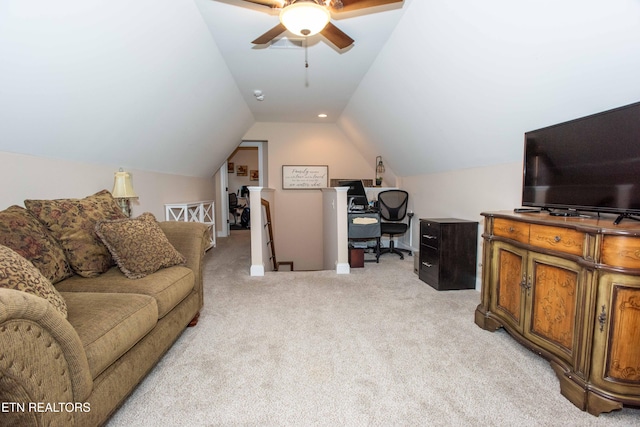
[24,190,126,278]
[95,212,186,279]
[0,205,72,284]
[0,245,68,318]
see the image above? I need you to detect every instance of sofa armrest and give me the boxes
[159,221,208,310]
[0,288,93,425]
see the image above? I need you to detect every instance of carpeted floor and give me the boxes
[229,224,249,231]
[106,231,638,426]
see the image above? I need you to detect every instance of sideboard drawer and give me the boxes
[530,224,584,256]
[601,235,640,269]
[494,218,530,244]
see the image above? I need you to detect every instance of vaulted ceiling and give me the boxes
[195,0,410,123]
[1,0,639,179]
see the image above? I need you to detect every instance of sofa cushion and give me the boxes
[0,205,72,284]
[24,190,126,278]
[62,291,158,379]
[55,266,194,319]
[95,212,186,279]
[0,244,68,317]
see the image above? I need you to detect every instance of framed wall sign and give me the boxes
[282,165,329,189]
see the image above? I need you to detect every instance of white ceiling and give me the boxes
[195,0,411,123]
[2,0,639,180]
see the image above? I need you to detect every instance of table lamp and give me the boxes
[112,168,138,217]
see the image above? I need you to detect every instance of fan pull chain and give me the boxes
[304,39,310,87]
[305,39,309,68]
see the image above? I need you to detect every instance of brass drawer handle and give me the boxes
[509,227,515,232]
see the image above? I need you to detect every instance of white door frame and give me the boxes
[219,161,230,237]
[220,140,266,238]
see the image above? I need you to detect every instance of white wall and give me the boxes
[340,0,640,178]
[0,151,215,221]
[0,0,254,178]
[400,161,522,290]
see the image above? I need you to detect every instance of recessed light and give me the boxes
[318,113,327,118]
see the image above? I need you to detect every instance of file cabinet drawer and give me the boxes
[421,222,440,248]
[419,246,439,286]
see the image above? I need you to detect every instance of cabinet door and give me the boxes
[489,242,527,332]
[590,273,640,395]
[524,253,581,362]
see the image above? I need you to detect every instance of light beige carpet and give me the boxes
[106,231,637,426]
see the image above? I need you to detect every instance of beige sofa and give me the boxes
[0,192,208,426]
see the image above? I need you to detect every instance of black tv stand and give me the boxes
[613,213,640,225]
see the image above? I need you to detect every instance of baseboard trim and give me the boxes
[336,262,350,275]
[250,264,265,277]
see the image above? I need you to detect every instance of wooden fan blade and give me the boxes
[320,22,354,49]
[241,0,285,8]
[330,0,403,13]
[252,23,287,44]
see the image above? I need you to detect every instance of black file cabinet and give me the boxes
[419,218,478,290]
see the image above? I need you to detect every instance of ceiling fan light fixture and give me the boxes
[279,1,331,37]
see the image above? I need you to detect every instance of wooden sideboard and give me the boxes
[475,211,640,416]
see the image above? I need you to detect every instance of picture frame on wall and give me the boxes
[227,162,234,173]
[237,165,248,176]
[250,170,259,181]
[282,165,329,189]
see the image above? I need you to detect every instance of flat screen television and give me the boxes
[522,101,640,223]
[339,179,369,209]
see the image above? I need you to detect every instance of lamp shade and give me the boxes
[279,1,331,37]
[112,170,137,199]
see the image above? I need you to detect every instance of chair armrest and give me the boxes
[159,221,208,310]
[0,288,93,425]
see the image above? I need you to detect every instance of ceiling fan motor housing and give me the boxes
[246,0,402,49]
[279,1,331,37]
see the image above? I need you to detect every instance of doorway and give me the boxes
[227,146,256,230]
[218,140,267,237]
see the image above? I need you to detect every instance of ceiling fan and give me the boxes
[239,0,404,49]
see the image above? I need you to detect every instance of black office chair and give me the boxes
[378,190,411,259]
[228,193,245,225]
